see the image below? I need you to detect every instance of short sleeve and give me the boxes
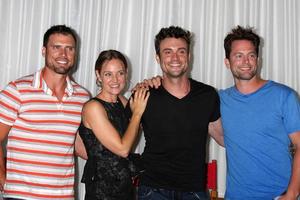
[282,90,300,134]
[210,89,221,122]
[0,82,22,126]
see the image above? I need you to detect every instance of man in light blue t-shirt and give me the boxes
[220,25,300,200]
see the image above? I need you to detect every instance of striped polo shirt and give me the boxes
[0,69,90,200]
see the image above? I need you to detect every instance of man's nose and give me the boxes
[171,52,179,60]
[59,48,67,57]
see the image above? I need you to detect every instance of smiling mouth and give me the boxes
[56,62,69,67]
[238,65,253,71]
[56,58,69,64]
[169,63,183,68]
[169,62,181,66]
[240,68,251,71]
[110,84,121,88]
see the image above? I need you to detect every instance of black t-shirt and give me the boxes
[129,78,220,192]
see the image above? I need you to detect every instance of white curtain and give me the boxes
[1,0,299,198]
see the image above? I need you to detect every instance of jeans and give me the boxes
[138,185,209,200]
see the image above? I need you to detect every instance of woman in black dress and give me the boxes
[79,50,149,200]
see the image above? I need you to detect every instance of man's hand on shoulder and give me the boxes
[131,75,162,92]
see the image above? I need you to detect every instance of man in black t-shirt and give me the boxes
[137,26,224,200]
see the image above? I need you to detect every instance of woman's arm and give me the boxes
[82,88,149,157]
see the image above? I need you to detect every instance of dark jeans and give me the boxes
[138,185,209,200]
[4,198,25,200]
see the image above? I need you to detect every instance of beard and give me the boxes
[166,70,187,78]
[45,58,73,75]
[52,65,72,75]
[231,66,257,80]
[162,63,188,79]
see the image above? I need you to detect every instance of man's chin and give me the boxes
[53,66,72,75]
[236,75,255,81]
[54,69,71,75]
[168,71,187,78]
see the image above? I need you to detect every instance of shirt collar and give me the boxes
[32,68,74,97]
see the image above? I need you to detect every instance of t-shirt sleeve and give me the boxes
[0,82,21,126]
[283,90,300,134]
[210,89,221,122]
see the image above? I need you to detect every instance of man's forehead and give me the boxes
[47,34,75,44]
[160,38,187,48]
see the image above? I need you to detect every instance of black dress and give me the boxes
[79,97,134,200]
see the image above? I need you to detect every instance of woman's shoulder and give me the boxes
[83,98,106,113]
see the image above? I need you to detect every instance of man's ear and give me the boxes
[224,58,230,69]
[155,54,160,64]
[42,47,46,57]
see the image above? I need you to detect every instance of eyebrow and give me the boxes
[162,47,187,51]
[232,50,257,54]
[103,69,125,73]
[51,44,75,48]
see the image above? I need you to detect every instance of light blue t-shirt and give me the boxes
[219,80,300,200]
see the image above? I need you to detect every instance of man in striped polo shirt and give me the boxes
[0,25,90,200]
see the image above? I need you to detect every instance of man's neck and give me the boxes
[162,76,190,99]
[42,67,68,100]
[235,77,267,95]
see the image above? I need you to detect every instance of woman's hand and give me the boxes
[130,87,150,117]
